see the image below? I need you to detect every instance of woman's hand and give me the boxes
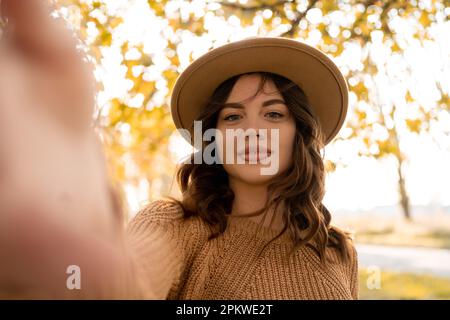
[0,0,118,237]
[0,0,126,298]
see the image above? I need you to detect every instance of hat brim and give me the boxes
[170,37,348,145]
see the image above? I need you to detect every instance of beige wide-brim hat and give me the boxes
[170,36,348,145]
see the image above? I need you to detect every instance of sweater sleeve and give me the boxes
[349,243,359,300]
[123,199,185,299]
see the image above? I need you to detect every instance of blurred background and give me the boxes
[54,0,449,299]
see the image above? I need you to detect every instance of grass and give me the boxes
[356,229,450,249]
[359,268,450,299]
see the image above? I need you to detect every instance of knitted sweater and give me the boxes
[125,199,359,300]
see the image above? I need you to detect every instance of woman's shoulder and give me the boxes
[326,237,358,265]
[131,198,211,238]
[127,198,211,252]
[134,198,185,223]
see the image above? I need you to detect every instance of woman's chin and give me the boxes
[227,165,277,185]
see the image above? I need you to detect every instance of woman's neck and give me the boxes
[229,179,285,232]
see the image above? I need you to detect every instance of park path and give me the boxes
[356,244,450,278]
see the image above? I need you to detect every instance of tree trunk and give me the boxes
[395,154,412,221]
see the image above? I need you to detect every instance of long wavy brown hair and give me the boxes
[170,71,353,265]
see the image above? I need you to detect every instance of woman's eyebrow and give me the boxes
[222,99,286,109]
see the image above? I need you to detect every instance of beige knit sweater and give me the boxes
[125,199,359,300]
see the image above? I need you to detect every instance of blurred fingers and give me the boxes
[1,0,84,71]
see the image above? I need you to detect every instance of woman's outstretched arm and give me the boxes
[0,0,180,299]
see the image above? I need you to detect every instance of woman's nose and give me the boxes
[243,119,262,140]
[242,113,265,132]
[243,120,270,143]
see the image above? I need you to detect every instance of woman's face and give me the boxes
[216,73,296,185]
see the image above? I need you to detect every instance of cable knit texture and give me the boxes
[126,199,359,300]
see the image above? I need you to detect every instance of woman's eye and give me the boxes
[223,114,241,121]
[265,112,284,119]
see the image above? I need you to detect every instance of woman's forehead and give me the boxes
[225,74,283,105]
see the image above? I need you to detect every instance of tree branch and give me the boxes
[279,0,319,37]
[219,0,293,12]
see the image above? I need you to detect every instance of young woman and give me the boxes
[127,38,359,299]
[0,0,358,299]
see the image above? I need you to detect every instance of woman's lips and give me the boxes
[237,148,272,163]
